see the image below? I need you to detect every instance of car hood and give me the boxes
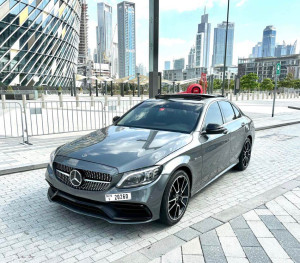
[56,126,192,173]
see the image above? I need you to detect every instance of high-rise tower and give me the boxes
[117,1,136,78]
[195,10,211,68]
[262,25,276,57]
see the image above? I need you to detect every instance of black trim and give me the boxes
[155,94,224,100]
[47,185,152,223]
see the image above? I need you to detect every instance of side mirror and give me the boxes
[205,123,228,135]
[113,116,121,123]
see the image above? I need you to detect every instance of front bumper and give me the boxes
[45,158,168,224]
[47,184,153,223]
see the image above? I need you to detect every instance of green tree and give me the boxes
[240,73,259,91]
[260,78,274,91]
[278,73,294,88]
[213,79,222,90]
[294,79,300,89]
[6,86,14,94]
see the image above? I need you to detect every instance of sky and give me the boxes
[87,0,300,71]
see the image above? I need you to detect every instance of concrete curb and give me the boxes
[0,120,300,176]
[255,120,300,131]
[0,163,48,176]
[113,175,300,263]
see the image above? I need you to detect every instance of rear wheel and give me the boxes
[235,138,252,171]
[159,170,190,225]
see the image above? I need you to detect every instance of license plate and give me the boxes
[105,193,132,202]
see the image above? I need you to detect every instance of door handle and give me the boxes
[241,123,246,127]
[223,128,228,134]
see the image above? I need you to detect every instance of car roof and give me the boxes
[153,94,225,104]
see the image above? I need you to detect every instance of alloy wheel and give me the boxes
[242,140,252,168]
[168,175,190,221]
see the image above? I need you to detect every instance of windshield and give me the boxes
[116,100,203,133]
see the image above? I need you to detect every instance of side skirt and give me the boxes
[193,162,238,196]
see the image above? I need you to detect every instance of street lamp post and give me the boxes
[222,0,230,96]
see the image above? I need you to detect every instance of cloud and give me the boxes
[233,40,256,65]
[236,0,247,7]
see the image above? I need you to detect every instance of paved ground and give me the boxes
[0,99,299,173]
[1,124,300,263]
[154,187,300,263]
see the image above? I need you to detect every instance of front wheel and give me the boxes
[159,170,190,226]
[235,138,252,171]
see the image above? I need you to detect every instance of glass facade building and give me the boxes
[97,2,112,65]
[212,22,235,67]
[117,1,136,79]
[195,13,211,68]
[251,42,262,58]
[262,25,276,57]
[0,0,82,87]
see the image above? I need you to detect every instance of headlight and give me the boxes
[49,145,64,169]
[49,150,56,169]
[117,166,163,188]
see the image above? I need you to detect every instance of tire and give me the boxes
[159,170,190,226]
[235,138,252,171]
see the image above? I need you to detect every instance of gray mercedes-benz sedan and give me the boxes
[46,94,255,225]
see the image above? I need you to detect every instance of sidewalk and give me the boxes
[0,100,300,175]
[144,185,300,263]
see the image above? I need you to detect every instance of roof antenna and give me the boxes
[204,5,206,15]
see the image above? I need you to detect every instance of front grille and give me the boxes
[54,163,112,191]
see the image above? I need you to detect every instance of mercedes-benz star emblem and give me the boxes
[69,170,83,187]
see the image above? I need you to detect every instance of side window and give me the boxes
[203,102,224,130]
[218,101,235,123]
[232,104,242,119]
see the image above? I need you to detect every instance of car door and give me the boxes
[200,102,230,187]
[218,101,246,166]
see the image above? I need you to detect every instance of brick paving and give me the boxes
[154,187,300,263]
[0,124,300,262]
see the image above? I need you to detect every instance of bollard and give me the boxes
[91,94,94,107]
[262,92,264,100]
[236,93,239,101]
[59,94,63,107]
[1,94,6,109]
[278,93,281,99]
[294,91,296,98]
[141,94,144,101]
[76,94,80,107]
[257,92,259,100]
[247,93,249,100]
[22,94,27,108]
[41,93,45,108]
[117,95,121,106]
[241,92,244,100]
[252,92,255,100]
[230,91,232,101]
[129,95,133,106]
[104,95,108,107]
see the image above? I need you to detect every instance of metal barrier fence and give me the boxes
[0,102,24,141]
[0,99,143,144]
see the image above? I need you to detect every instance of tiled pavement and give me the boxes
[151,187,300,263]
[0,124,300,263]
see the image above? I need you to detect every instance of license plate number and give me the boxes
[105,193,132,202]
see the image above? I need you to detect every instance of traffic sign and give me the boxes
[276,63,281,75]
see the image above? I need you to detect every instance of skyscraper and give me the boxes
[212,22,235,67]
[188,46,196,69]
[97,2,113,64]
[173,58,185,70]
[78,0,88,65]
[195,12,211,68]
[262,25,276,57]
[164,61,171,70]
[118,1,136,78]
[275,42,287,57]
[251,42,262,58]
[286,40,297,55]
